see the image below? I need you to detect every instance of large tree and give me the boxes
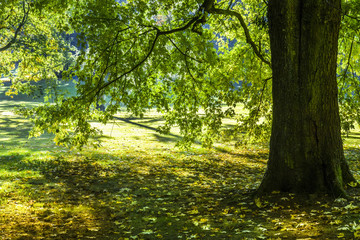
[257,0,356,196]
[9,0,360,196]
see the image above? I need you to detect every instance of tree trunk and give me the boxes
[257,0,356,197]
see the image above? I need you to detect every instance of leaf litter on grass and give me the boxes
[1,145,360,239]
[0,105,360,239]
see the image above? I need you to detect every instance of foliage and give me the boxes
[1,0,360,149]
[0,0,76,101]
[338,0,360,135]
[2,0,273,147]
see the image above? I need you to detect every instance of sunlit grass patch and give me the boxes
[0,199,104,239]
[1,84,360,238]
[0,122,359,239]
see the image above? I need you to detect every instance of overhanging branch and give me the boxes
[208,7,271,67]
[90,32,159,100]
[88,0,269,100]
[89,13,205,99]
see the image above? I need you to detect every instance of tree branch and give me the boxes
[0,1,29,52]
[89,32,160,100]
[155,16,201,36]
[86,0,227,101]
[339,35,355,100]
[88,13,206,99]
[208,6,271,67]
[256,76,272,114]
[344,14,360,22]
[165,35,203,63]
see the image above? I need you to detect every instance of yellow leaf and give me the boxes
[330,219,342,225]
[348,182,358,187]
[188,208,199,215]
[337,233,345,238]
[255,198,266,208]
[255,198,261,208]
[222,208,229,214]
[354,231,360,238]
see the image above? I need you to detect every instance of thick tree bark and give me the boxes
[257,0,356,197]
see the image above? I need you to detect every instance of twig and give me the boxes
[166,36,203,63]
[339,35,355,101]
[256,76,272,115]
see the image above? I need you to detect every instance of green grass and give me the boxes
[1,84,360,239]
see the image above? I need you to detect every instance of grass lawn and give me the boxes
[0,83,360,239]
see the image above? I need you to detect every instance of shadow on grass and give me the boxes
[114,116,179,136]
[0,148,270,239]
[152,133,180,143]
[346,134,360,140]
[0,132,358,239]
[3,147,355,239]
[1,85,359,239]
[0,113,55,153]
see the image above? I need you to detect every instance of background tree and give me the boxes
[13,0,360,196]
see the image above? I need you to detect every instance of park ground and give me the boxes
[1,83,360,239]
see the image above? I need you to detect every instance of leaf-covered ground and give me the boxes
[1,85,360,239]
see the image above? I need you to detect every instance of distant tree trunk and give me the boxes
[257,0,356,197]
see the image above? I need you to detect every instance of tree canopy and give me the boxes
[1,0,360,149]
